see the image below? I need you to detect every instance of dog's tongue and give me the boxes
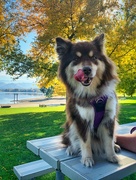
[74,69,86,82]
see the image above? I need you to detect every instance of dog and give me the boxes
[56,34,120,167]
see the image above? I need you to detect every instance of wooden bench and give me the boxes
[13,159,54,180]
[39,104,47,107]
[26,123,136,180]
[1,105,11,108]
[14,123,136,180]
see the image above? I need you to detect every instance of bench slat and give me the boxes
[13,159,54,180]
[27,135,62,155]
[61,150,136,180]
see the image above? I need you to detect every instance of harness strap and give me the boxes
[90,96,108,130]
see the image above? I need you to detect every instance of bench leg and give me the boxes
[56,170,64,180]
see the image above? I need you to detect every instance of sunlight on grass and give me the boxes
[130,117,136,120]
[37,132,46,136]
[0,106,65,116]
[119,97,136,104]
[0,102,136,180]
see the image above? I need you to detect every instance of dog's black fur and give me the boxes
[56,34,120,167]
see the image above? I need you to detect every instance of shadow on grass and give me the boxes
[0,104,135,180]
[0,111,65,179]
[1,111,66,138]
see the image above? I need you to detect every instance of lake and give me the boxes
[0,92,44,104]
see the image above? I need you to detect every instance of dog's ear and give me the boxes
[56,37,72,59]
[92,34,105,53]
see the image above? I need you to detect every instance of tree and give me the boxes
[15,0,118,87]
[40,86,54,97]
[105,0,136,96]
[1,0,135,96]
[1,41,36,78]
[0,0,30,72]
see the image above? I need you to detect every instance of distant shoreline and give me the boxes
[0,96,66,108]
[0,91,44,105]
[0,89,40,92]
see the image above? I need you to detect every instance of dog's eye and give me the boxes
[92,56,97,60]
[73,56,78,60]
[73,58,78,65]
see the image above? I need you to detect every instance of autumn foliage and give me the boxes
[0,0,136,96]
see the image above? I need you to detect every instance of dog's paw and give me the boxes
[114,144,121,153]
[81,157,94,167]
[66,146,80,156]
[66,146,76,156]
[107,154,119,163]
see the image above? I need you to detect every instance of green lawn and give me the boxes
[119,97,136,124]
[0,97,136,180]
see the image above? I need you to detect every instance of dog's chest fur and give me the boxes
[76,104,95,126]
[75,96,108,130]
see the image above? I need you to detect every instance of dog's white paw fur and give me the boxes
[66,146,80,156]
[66,146,74,156]
[107,154,119,163]
[81,157,94,167]
[114,144,121,153]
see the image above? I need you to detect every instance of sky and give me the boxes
[0,71,37,84]
[19,32,36,54]
[0,32,37,85]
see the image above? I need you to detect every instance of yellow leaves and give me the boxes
[0,1,20,52]
[0,14,4,21]
[1,0,135,96]
[37,76,66,96]
[50,77,66,96]
[53,81,66,96]
[38,77,66,96]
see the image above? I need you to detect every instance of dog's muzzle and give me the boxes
[74,67,93,86]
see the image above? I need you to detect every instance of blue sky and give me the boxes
[0,71,37,84]
[20,32,36,54]
[0,32,37,85]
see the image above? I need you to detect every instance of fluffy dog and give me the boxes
[56,34,120,167]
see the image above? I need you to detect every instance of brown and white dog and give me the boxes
[56,34,120,167]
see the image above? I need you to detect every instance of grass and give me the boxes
[0,97,136,180]
[119,97,136,124]
[0,106,66,180]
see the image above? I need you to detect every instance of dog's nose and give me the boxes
[83,67,92,75]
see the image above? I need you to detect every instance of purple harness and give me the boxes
[90,96,108,130]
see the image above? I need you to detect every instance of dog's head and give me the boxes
[56,34,118,95]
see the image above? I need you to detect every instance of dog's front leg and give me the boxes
[76,120,94,167]
[99,120,119,163]
[80,130,94,167]
[98,96,119,163]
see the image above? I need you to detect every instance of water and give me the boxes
[0,92,44,104]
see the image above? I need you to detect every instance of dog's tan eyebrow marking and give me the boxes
[76,51,82,57]
[89,51,93,57]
